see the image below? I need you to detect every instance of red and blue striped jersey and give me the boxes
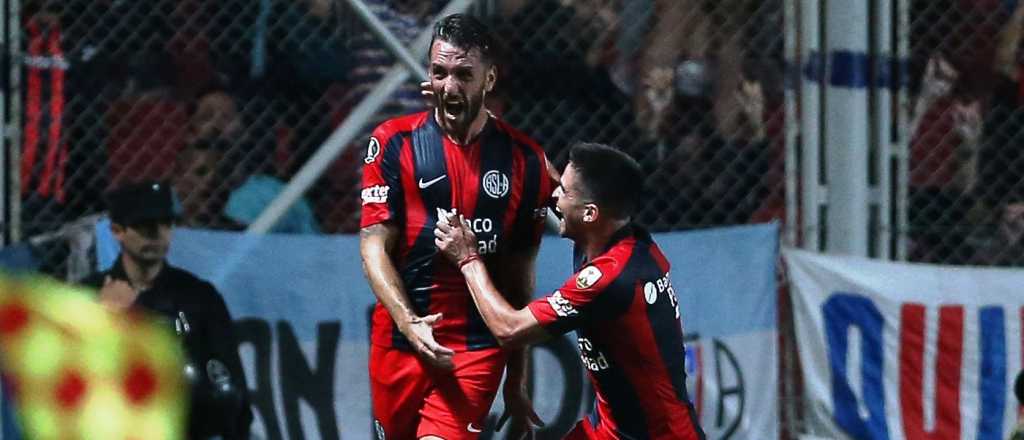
[361,111,555,352]
[527,225,705,440]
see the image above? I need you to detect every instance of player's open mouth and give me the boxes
[552,205,564,220]
[443,100,464,121]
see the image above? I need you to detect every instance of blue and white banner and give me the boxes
[89,223,779,439]
[785,249,1024,440]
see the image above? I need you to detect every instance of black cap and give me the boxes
[107,181,178,225]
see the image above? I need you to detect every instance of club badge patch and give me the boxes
[575,266,603,289]
[482,170,509,198]
[365,137,381,164]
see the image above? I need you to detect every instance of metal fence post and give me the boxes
[800,0,823,252]
[7,0,22,244]
[824,0,871,256]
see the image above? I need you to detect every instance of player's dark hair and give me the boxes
[430,13,496,64]
[568,142,643,219]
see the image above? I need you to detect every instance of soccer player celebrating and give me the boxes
[360,13,556,440]
[435,142,706,439]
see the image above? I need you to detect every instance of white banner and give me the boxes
[79,223,779,439]
[785,249,1024,440]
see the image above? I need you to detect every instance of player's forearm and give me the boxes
[360,225,417,329]
[363,252,416,325]
[501,249,536,384]
[460,260,538,348]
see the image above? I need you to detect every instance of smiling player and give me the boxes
[435,142,706,439]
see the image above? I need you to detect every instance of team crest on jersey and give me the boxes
[364,137,381,164]
[547,291,578,317]
[575,266,603,289]
[482,170,509,198]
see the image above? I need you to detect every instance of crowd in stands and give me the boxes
[15,0,787,239]
[75,1,1024,268]
[908,0,1024,265]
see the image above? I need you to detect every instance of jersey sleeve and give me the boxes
[526,256,627,336]
[359,123,405,228]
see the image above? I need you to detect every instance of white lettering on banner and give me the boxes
[24,54,70,70]
[361,185,389,205]
[156,225,780,439]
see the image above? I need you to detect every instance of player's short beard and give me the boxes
[464,87,486,126]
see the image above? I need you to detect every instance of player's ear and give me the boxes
[485,64,496,92]
[583,204,599,223]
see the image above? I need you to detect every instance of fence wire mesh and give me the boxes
[9,0,800,437]
[9,0,788,276]
[907,0,1024,266]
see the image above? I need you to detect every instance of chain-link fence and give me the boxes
[6,0,787,277]
[907,0,1024,267]
[7,0,795,436]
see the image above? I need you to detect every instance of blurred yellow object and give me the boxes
[0,274,186,439]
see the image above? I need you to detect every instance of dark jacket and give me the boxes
[81,257,252,440]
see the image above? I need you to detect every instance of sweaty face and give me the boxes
[553,163,589,239]
[114,221,173,265]
[429,40,493,138]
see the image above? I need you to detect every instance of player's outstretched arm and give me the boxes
[361,222,454,370]
[434,216,549,349]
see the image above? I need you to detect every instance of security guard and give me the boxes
[80,181,252,439]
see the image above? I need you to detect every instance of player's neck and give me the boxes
[437,109,490,145]
[580,218,630,260]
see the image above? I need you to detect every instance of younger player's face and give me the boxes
[553,163,590,239]
[429,39,495,137]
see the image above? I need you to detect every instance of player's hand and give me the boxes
[496,385,544,439]
[434,212,479,264]
[421,81,436,108]
[402,313,455,371]
[99,276,138,312]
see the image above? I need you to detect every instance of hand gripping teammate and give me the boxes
[435,143,706,439]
